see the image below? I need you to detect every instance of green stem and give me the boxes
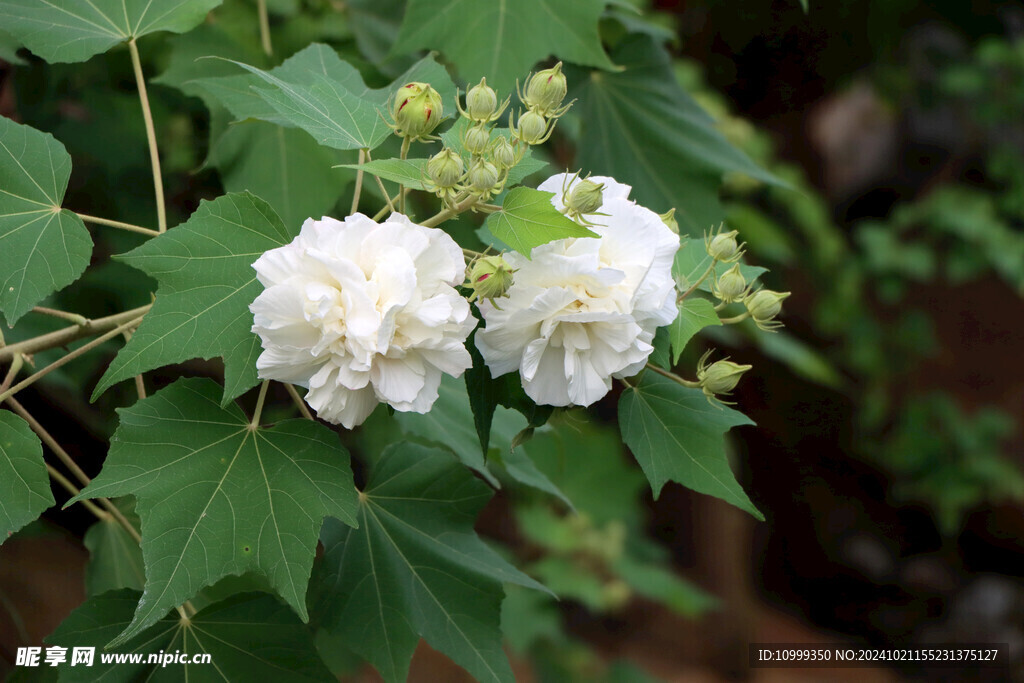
[372,193,402,221]
[350,149,366,214]
[678,259,718,303]
[421,195,478,228]
[250,380,270,428]
[399,137,411,214]
[365,149,395,215]
[257,0,273,56]
[645,362,701,388]
[0,316,145,404]
[46,463,107,520]
[0,305,152,362]
[32,306,88,326]
[284,383,313,420]
[128,39,167,234]
[718,312,751,325]
[76,212,160,237]
[0,353,23,395]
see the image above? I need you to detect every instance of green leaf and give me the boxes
[209,121,351,228]
[198,44,455,152]
[342,158,431,191]
[47,589,334,682]
[0,116,93,325]
[93,192,290,404]
[618,372,762,519]
[484,187,596,258]
[68,377,359,646]
[395,0,615,92]
[672,237,766,295]
[313,442,547,683]
[570,35,779,234]
[669,297,721,364]
[0,28,25,64]
[613,555,717,617]
[799,0,809,12]
[0,411,54,544]
[0,0,222,64]
[83,498,145,596]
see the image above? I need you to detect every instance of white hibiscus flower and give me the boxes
[250,213,475,428]
[475,173,679,407]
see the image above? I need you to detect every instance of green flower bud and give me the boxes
[466,255,515,304]
[513,109,552,145]
[523,62,568,116]
[601,579,632,610]
[463,124,492,156]
[713,263,747,303]
[465,78,498,121]
[660,208,679,235]
[706,229,741,262]
[744,289,791,330]
[566,178,604,216]
[491,136,517,169]
[427,147,464,189]
[391,82,443,140]
[466,157,500,193]
[697,351,752,403]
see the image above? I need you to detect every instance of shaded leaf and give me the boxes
[395,0,615,92]
[483,187,596,258]
[0,411,54,544]
[618,372,762,518]
[83,498,145,596]
[93,192,289,404]
[0,116,92,325]
[69,378,359,646]
[0,0,222,64]
[313,442,547,683]
[47,589,334,682]
[669,297,720,364]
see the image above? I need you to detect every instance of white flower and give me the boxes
[475,174,679,407]
[250,213,475,428]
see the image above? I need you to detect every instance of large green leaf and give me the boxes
[618,372,762,519]
[669,297,721,364]
[68,378,359,646]
[0,0,222,64]
[570,34,779,234]
[313,442,548,683]
[47,589,334,682]
[0,410,54,544]
[83,498,145,596]
[483,187,596,258]
[394,0,615,92]
[93,192,289,404]
[0,116,92,325]
[196,44,455,152]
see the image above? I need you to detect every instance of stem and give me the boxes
[0,305,151,362]
[719,312,751,325]
[646,362,701,388]
[75,213,160,237]
[250,380,270,428]
[0,354,23,395]
[257,0,273,56]
[128,39,167,234]
[678,260,718,302]
[350,149,366,214]
[399,138,411,214]
[32,306,88,326]
[421,195,478,228]
[46,464,107,520]
[284,383,313,420]
[0,316,145,404]
[372,193,402,221]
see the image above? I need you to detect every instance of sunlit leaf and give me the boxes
[669,297,721,364]
[69,378,359,646]
[0,411,54,544]
[483,188,596,258]
[0,116,92,325]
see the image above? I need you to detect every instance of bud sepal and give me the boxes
[696,350,752,406]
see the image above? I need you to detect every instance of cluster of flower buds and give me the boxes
[465,254,516,306]
[696,350,752,405]
[510,63,572,146]
[386,82,443,142]
[704,226,791,330]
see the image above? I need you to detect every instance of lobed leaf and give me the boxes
[483,187,596,258]
[0,411,54,544]
[83,498,145,596]
[669,297,721,364]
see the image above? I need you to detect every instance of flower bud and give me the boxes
[467,255,515,304]
[463,124,492,156]
[491,136,517,169]
[427,147,464,189]
[744,289,790,330]
[706,229,741,262]
[466,157,500,193]
[660,208,679,235]
[464,78,498,121]
[523,62,568,116]
[513,109,552,145]
[697,352,752,403]
[566,179,604,216]
[713,263,747,303]
[601,579,632,610]
[391,82,443,140]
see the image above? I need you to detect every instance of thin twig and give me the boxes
[351,149,366,214]
[421,195,479,228]
[250,380,270,428]
[678,260,718,303]
[75,213,160,237]
[128,39,167,233]
[645,362,701,388]
[46,464,107,520]
[372,193,402,221]
[32,306,88,326]
[284,383,313,420]
[0,305,151,362]
[0,354,23,395]
[257,0,273,56]
[365,150,396,214]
